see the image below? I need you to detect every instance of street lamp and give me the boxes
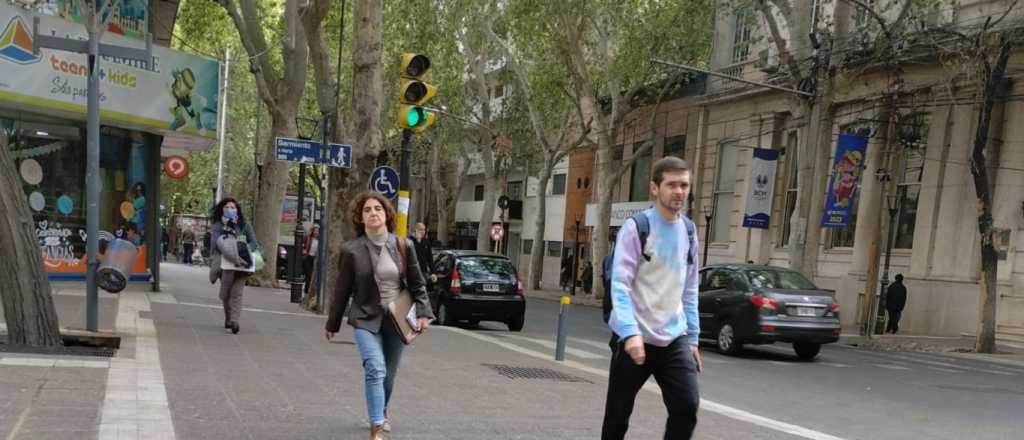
[874,167,902,335]
[288,117,320,303]
[702,202,713,265]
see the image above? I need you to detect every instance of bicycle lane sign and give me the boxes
[369,166,399,199]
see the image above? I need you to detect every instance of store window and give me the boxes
[547,240,562,257]
[780,131,799,247]
[552,174,566,195]
[893,113,928,249]
[712,142,738,243]
[629,142,652,202]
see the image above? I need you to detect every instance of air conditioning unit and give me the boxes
[757,47,779,74]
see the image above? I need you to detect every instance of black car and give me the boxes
[698,264,840,360]
[430,250,526,331]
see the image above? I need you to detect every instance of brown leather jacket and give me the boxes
[325,234,434,333]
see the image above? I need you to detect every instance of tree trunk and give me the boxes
[324,0,383,307]
[971,38,1011,354]
[589,104,616,298]
[250,115,297,285]
[477,157,500,251]
[0,131,61,347]
[529,154,555,289]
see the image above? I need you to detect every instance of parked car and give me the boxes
[429,250,526,331]
[698,264,840,360]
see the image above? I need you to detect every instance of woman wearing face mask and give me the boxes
[325,192,434,440]
[209,198,260,334]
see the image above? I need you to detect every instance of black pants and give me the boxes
[886,309,902,333]
[303,256,316,295]
[182,243,194,264]
[602,336,700,440]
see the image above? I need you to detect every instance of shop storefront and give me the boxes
[1,3,218,281]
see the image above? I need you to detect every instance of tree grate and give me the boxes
[482,363,592,383]
[0,343,118,358]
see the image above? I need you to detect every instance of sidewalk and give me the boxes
[524,288,602,308]
[839,333,1024,368]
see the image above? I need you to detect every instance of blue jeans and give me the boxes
[353,322,405,426]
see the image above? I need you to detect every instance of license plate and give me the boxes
[482,284,500,292]
[796,307,817,317]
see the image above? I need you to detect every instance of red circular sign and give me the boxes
[163,156,189,179]
[490,224,504,241]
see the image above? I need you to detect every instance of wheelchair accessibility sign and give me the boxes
[369,166,399,199]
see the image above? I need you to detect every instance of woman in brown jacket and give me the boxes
[324,192,434,440]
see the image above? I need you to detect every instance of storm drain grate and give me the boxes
[482,363,592,383]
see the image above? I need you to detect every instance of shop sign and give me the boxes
[163,155,188,179]
[585,201,652,227]
[0,4,219,142]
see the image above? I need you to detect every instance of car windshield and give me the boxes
[458,257,516,278]
[745,268,816,290]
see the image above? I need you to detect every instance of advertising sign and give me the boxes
[742,149,779,229]
[0,4,219,142]
[822,134,869,228]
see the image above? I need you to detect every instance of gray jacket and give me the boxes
[325,234,434,333]
[208,221,260,284]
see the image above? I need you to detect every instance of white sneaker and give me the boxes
[368,420,391,433]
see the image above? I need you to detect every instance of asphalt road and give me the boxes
[469,296,1024,440]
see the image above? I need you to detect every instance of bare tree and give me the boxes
[0,130,61,347]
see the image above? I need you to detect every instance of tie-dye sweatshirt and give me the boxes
[608,208,700,347]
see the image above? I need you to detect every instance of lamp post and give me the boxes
[289,117,319,304]
[702,203,713,264]
[870,167,901,335]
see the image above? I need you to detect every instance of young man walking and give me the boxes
[602,156,703,440]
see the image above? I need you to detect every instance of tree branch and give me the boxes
[610,73,677,183]
[755,0,806,87]
[301,0,338,114]
[220,0,279,109]
[840,0,896,43]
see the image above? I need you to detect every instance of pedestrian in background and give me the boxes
[325,192,434,440]
[603,157,702,440]
[181,227,195,265]
[208,198,260,335]
[161,227,169,261]
[886,274,908,334]
[582,260,594,295]
[303,224,320,297]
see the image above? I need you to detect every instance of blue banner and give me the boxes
[742,148,779,229]
[822,134,869,228]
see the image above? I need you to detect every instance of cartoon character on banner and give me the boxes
[168,68,217,134]
[831,150,863,208]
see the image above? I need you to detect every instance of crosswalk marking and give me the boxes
[926,367,962,374]
[874,364,911,370]
[497,334,605,359]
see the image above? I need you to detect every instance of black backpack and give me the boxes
[602,212,697,323]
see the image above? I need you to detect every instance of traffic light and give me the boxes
[398,53,437,133]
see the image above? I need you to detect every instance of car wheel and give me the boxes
[438,302,455,326]
[716,322,742,355]
[793,342,821,360]
[507,314,525,332]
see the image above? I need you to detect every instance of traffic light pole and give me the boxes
[396,129,412,238]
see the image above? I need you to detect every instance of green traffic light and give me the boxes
[406,107,427,127]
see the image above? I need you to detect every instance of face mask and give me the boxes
[224,207,238,221]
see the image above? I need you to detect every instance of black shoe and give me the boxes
[230,321,240,334]
[225,320,231,329]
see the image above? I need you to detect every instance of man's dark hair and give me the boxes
[895,274,903,282]
[651,156,690,185]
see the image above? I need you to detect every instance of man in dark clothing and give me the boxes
[582,260,594,295]
[411,222,434,280]
[886,274,908,334]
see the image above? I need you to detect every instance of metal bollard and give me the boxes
[555,295,570,361]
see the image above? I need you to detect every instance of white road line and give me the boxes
[874,364,911,370]
[174,301,323,318]
[904,353,1022,375]
[98,292,176,440]
[768,361,790,366]
[925,367,962,374]
[820,362,851,368]
[438,326,846,440]
[497,334,605,359]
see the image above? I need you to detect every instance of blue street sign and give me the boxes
[275,137,319,164]
[369,166,399,199]
[276,137,352,168]
[326,144,352,168]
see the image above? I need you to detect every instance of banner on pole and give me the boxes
[742,149,779,229]
[822,134,869,228]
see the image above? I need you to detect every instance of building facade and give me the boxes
[695,0,1024,342]
[1,1,217,282]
